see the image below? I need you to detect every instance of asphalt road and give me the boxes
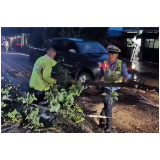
[1,52,33,92]
[1,51,159,92]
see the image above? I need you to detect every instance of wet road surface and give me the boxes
[1,52,33,92]
[133,60,159,77]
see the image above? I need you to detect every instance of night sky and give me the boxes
[109,27,123,31]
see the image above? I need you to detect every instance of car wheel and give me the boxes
[78,72,93,90]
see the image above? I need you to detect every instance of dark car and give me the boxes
[28,38,135,83]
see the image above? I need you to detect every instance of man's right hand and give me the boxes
[70,79,76,83]
[54,76,59,79]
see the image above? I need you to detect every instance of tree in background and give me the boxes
[44,27,80,39]
[80,27,109,45]
[28,28,46,47]
[28,27,110,47]
[44,27,109,45]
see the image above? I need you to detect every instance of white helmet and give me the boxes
[107,45,121,53]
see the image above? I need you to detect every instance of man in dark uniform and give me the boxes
[99,45,128,133]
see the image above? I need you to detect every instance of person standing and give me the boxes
[5,39,9,53]
[98,45,128,133]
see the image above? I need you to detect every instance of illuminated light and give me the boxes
[131,63,136,69]
[15,44,21,46]
[127,67,132,71]
[102,63,108,69]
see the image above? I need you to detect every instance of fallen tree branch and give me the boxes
[30,103,108,119]
[139,100,159,107]
[2,97,108,122]
[139,94,159,107]
[87,114,110,118]
[74,82,159,90]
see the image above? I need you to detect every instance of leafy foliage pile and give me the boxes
[1,63,117,132]
[1,64,84,132]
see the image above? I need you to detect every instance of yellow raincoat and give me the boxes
[29,54,57,91]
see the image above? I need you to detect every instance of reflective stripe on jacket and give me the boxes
[103,59,122,83]
[29,54,57,91]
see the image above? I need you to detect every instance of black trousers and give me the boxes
[29,88,45,103]
[100,88,117,130]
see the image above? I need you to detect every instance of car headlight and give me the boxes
[131,63,135,69]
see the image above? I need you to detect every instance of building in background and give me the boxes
[122,27,159,63]
[123,27,159,48]
[1,36,6,47]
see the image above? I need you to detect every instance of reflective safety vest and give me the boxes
[103,59,122,83]
[29,54,57,91]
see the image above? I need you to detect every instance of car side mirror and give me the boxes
[69,49,76,53]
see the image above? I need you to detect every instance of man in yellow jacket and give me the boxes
[29,47,57,101]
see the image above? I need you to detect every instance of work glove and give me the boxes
[54,76,59,80]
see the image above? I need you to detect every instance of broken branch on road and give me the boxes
[72,81,159,91]
[139,94,159,107]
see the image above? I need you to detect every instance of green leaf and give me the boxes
[58,92,64,102]
[50,103,60,112]
[7,112,11,117]
[75,117,85,123]
[26,92,29,98]
[113,92,119,97]
[78,109,83,113]
[69,85,76,90]
[101,93,107,96]
[1,102,7,108]
[114,97,118,101]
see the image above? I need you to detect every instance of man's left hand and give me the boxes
[71,79,76,83]
[94,77,104,83]
[122,76,128,82]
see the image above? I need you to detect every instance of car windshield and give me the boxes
[76,42,108,54]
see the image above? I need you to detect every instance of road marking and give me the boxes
[21,53,29,56]
[1,52,29,56]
